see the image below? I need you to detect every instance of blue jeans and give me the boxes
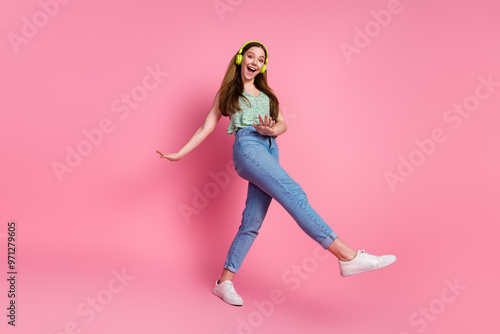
[224,126,338,273]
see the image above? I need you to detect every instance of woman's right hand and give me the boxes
[156,150,182,162]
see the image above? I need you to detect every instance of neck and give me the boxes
[243,81,256,91]
[241,74,255,87]
[244,84,256,91]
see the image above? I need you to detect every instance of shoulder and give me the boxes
[210,89,223,116]
[212,89,221,106]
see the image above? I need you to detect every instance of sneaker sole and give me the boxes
[212,289,243,307]
[341,258,397,277]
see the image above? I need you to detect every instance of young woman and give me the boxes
[156,41,396,307]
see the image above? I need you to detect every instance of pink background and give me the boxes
[1,0,499,333]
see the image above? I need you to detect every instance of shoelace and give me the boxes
[358,249,381,260]
[222,282,240,297]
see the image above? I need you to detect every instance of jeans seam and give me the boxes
[236,140,331,239]
[226,179,257,272]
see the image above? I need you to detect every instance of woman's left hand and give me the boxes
[253,114,275,136]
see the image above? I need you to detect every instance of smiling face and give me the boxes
[240,46,266,82]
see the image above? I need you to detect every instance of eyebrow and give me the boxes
[247,51,265,59]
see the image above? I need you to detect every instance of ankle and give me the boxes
[220,269,236,283]
[339,250,357,262]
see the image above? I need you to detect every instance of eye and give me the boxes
[259,59,264,63]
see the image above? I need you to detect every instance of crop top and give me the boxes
[227,91,270,135]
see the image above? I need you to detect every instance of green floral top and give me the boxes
[227,91,270,135]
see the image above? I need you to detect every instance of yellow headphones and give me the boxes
[235,40,268,73]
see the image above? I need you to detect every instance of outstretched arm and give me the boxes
[156,91,223,161]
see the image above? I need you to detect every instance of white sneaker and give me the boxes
[212,280,244,306]
[339,249,396,277]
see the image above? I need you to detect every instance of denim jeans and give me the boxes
[224,126,338,273]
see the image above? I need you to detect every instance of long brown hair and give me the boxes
[218,41,280,121]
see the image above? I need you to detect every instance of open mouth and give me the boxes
[247,66,257,74]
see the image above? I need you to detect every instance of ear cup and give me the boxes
[235,48,244,65]
[260,64,266,73]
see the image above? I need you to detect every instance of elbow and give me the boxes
[277,121,287,135]
[281,120,287,133]
[200,123,215,135]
